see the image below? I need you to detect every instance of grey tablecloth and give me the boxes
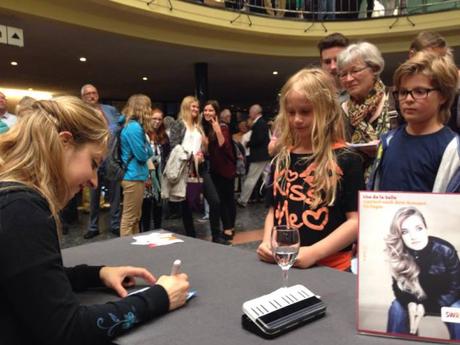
[62,233,419,345]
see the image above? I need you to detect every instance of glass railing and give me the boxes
[183,0,460,20]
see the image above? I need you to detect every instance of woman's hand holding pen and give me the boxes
[156,260,190,311]
[100,262,190,311]
[157,274,190,311]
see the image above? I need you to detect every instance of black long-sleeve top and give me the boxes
[0,183,170,345]
[392,236,460,315]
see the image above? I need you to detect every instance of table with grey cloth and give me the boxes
[63,233,420,345]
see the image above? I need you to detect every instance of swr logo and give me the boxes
[441,307,460,324]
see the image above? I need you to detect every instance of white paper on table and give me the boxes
[131,231,184,247]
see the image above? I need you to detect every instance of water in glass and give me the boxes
[271,225,300,287]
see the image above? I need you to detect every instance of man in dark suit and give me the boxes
[237,104,270,207]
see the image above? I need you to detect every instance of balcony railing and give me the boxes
[183,0,460,20]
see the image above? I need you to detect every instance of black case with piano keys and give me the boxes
[242,295,327,339]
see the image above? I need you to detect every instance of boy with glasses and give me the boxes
[368,51,460,192]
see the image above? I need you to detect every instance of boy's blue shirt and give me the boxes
[368,125,460,193]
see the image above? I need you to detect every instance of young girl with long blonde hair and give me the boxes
[257,68,365,271]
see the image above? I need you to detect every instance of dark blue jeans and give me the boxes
[387,299,460,339]
[88,169,121,233]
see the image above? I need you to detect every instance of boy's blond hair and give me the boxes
[393,51,458,124]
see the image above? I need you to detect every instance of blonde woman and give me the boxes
[256,68,365,271]
[0,97,189,344]
[385,207,460,338]
[120,94,154,236]
[168,96,204,238]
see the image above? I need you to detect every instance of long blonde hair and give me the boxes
[274,68,346,208]
[122,94,152,129]
[385,207,427,300]
[178,96,201,132]
[0,96,109,223]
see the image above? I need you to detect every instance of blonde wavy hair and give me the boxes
[0,96,109,224]
[122,94,152,129]
[274,68,346,208]
[385,207,427,300]
[178,96,202,133]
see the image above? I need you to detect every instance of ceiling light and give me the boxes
[10,61,18,66]
[272,71,278,75]
[0,87,53,100]
[28,88,34,91]
[79,57,87,62]
[142,77,148,81]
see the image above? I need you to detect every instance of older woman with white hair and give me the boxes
[337,42,398,152]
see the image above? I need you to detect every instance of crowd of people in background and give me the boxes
[1,29,459,252]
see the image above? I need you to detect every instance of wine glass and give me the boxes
[271,225,300,288]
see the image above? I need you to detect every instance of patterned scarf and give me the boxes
[346,79,385,143]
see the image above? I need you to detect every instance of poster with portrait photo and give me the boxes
[358,191,460,344]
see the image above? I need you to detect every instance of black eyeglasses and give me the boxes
[393,87,439,101]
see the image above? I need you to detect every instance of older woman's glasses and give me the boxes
[338,65,369,80]
[393,88,439,101]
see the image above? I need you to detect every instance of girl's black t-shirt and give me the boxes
[266,149,365,250]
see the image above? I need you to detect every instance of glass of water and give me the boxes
[271,225,300,287]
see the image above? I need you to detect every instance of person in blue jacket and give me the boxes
[81,84,122,239]
[120,94,153,237]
